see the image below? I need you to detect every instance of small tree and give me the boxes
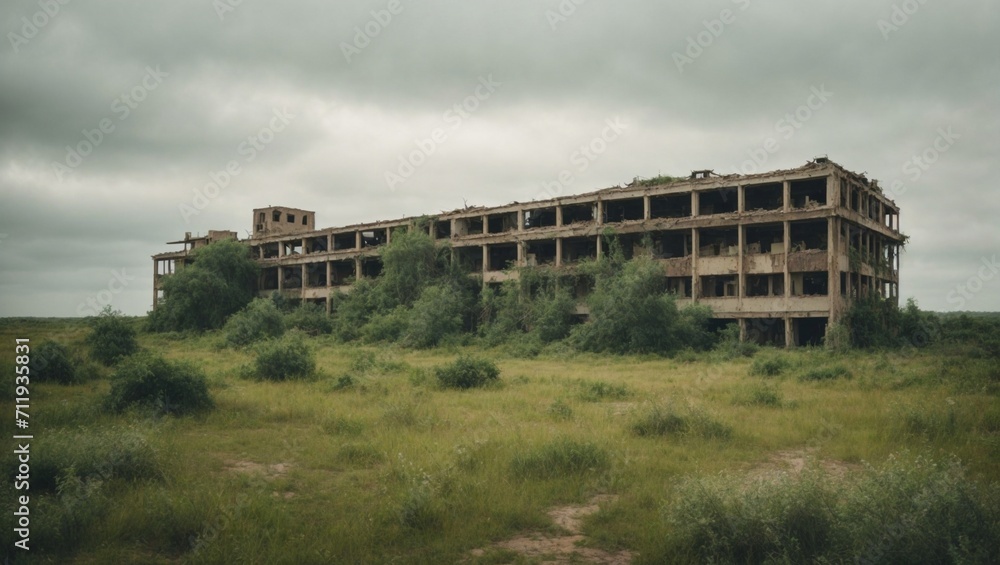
[86,306,138,365]
[251,331,316,380]
[106,353,213,414]
[148,238,258,332]
[224,298,285,347]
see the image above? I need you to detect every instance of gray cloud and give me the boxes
[1,0,998,316]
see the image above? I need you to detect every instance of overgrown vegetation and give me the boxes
[435,355,500,389]
[223,297,285,347]
[86,306,138,365]
[147,238,258,332]
[105,353,213,414]
[249,330,316,381]
[29,340,78,384]
[510,437,610,479]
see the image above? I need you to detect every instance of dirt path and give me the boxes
[469,495,633,564]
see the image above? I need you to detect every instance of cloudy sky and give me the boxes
[1,0,997,317]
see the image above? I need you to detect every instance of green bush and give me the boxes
[435,355,500,389]
[731,382,783,407]
[251,331,316,381]
[105,353,213,414]
[403,284,464,348]
[224,298,285,347]
[799,365,852,381]
[29,340,78,384]
[631,404,732,439]
[86,306,138,365]
[283,302,332,335]
[749,354,789,377]
[510,437,609,479]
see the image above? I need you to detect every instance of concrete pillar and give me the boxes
[517,241,525,266]
[596,201,604,225]
[354,257,362,279]
[278,267,284,291]
[596,234,603,259]
[783,221,791,299]
[737,185,744,213]
[691,228,700,299]
[643,195,651,220]
[737,225,745,308]
[482,245,488,273]
[691,191,699,216]
[326,261,332,289]
[517,209,525,231]
[555,238,563,267]
[556,205,564,227]
[152,260,158,309]
[783,180,791,212]
[828,217,838,299]
[355,231,362,250]
[785,317,793,348]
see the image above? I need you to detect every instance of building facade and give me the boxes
[153,158,903,346]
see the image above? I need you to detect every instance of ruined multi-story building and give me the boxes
[153,158,903,346]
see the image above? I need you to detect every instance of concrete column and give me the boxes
[596,201,604,225]
[555,238,563,267]
[691,191,699,216]
[737,226,745,308]
[355,231,362,250]
[482,245,488,273]
[783,220,791,299]
[785,317,793,348]
[556,205,563,227]
[828,217,838,299]
[152,260,158,309]
[517,241,525,266]
[326,261,332,289]
[643,195,651,220]
[596,234,603,259]
[737,185,744,213]
[354,257,362,279]
[739,318,747,342]
[517,209,525,231]
[691,228,700,299]
[783,181,791,212]
[278,267,284,291]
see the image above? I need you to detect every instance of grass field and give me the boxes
[2,318,999,564]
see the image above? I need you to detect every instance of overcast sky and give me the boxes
[1,0,997,317]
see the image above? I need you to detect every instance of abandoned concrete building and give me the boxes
[153,158,903,346]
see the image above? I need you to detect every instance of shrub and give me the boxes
[283,302,332,335]
[403,284,464,348]
[224,298,285,347]
[799,365,852,381]
[577,379,631,402]
[749,354,789,377]
[631,404,732,439]
[435,355,500,389]
[251,331,316,381]
[86,306,138,365]
[713,324,759,360]
[29,340,78,384]
[510,437,609,479]
[106,353,213,414]
[360,306,409,343]
[547,399,574,420]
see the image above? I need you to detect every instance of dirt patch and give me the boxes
[749,448,858,482]
[224,460,292,478]
[469,495,633,564]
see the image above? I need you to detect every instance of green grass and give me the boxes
[1,318,998,563]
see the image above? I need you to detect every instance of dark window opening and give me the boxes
[361,229,387,248]
[272,210,281,221]
[305,236,327,254]
[331,260,355,285]
[525,240,556,266]
[259,212,266,222]
[487,212,518,234]
[281,266,302,289]
[839,179,848,208]
[744,183,783,211]
[650,193,692,218]
[615,233,647,260]
[746,318,785,346]
[791,271,828,296]
[302,216,309,226]
[573,275,594,300]
[654,230,691,258]
[524,208,557,229]
[701,275,738,298]
[283,240,302,256]
[745,224,785,254]
[287,214,296,223]
[790,177,827,208]
[435,220,452,239]
[260,268,279,291]
[790,220,828,251]
[361,257,383,278]
[698,187,738,215]
[746,274,784,297]
[333,232,356,251]
[262,242,279,259]
[487,243,518,271]
[795,317,827,346]
[455,216,484,235]
[562,203,595,225]
[604,198,644,222]
[667,276,692,297]
[562,237,597,264]
[305,263,327,287]
[699,227,739,257]
[456,247,484,273]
